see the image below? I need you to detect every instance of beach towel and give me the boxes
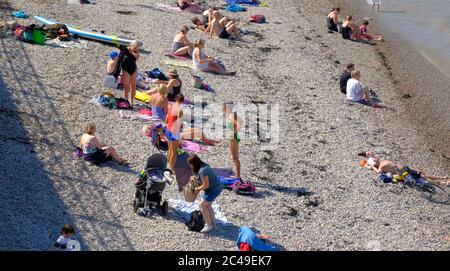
[164,59,193,69]
[46,38,88,49]
[226,4,247,12]
[164,51,191,60]
[119,110,154,121]
[157,3,182,12]
[226,0,259,6]
[181,140,209,153]
[12,10,29,19]
[218,176,241,187]
[168,199,229,225]
[135,91,151,103]
[236,226,278,251]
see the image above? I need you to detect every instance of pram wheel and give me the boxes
[133,197,143,213]
[160,200,169,216]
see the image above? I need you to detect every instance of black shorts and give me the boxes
[219,29,230,39]
[84,149,110,165]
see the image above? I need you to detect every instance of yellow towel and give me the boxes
[135,91,151,103]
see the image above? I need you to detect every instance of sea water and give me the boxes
[366,0,450,78]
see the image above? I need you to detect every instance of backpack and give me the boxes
[186,210,204,232]
[231,180,256,195]
[115,97,131,109]
[146,68,168,80]
[249,15,266,24]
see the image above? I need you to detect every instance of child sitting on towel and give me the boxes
[106,51,119,75]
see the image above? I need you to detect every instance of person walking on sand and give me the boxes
[371,0,381,13]
[224,103,242,179]
[79,123,127,165]
[346,70,371,105]
[188,155,223,234]
[192,39,236,75]
[120,42,140,107]
[327,7,341,32]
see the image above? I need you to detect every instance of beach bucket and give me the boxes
[191,73,207,88]
[32,29,47,45]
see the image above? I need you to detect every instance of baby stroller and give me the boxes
[133,153,173,217]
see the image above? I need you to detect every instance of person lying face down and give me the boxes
[204,11,242,41]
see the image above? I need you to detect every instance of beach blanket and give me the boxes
[218,176,241,187]
[135,91,151,103]
[164,51,191,60]
[164,59,192,69]
[226,0,259,6]
[46,38,88,49]
[226,4,247,12]
[119,110,155,122]
[168,199,229,225]
[181,140,209,153]
[157,3,182,12]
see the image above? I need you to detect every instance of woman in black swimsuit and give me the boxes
[326,7,340,32]
[121,42,140,107]
[341,15,355,40]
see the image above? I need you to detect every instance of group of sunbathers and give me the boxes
[327,7,383,42]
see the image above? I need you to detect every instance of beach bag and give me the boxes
[103,75,118,89]
[32,29,47,45]
[231,180,256,195]
[186,210,204,232]
[115,98,131,109]
[183,179,199,202]
[191,75,205,88]
[146,68,168,80]
[249,15,266,23]
[21,29,34,43]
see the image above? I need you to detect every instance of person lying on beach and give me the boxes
[346,70,371,105]
[205,11,241,40]
[147,69,182,102]
[170,26,194,57]
[341,15,359,40]
[327,7,341,32]
[192,39,236,75]
[360,151,449,186]
[150,85,168,121]
[177,0,203,14]
[191,16,208,32]
[339,63,355,94]
[359,21,383,41]
[106,51,119,75]
[79,123,127,165]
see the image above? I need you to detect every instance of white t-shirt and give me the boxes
[55,236,72,251]
[346,78,363,101]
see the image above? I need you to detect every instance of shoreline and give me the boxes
[331,0,450,168]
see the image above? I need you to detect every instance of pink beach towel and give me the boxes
[181,140,208,153]
[157,3,182,12]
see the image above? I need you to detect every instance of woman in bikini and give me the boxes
[120,42,140,107]
[360,151,449,186]
[170,26,194,57]
[79,123,127,165]
[224,103,242,179]
[192,39,236,75]
[150,85,168,121]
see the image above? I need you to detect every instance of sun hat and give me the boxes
[109,51,119,59]
[168,69,179,77]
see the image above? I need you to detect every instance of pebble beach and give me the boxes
[0,0,449,251]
